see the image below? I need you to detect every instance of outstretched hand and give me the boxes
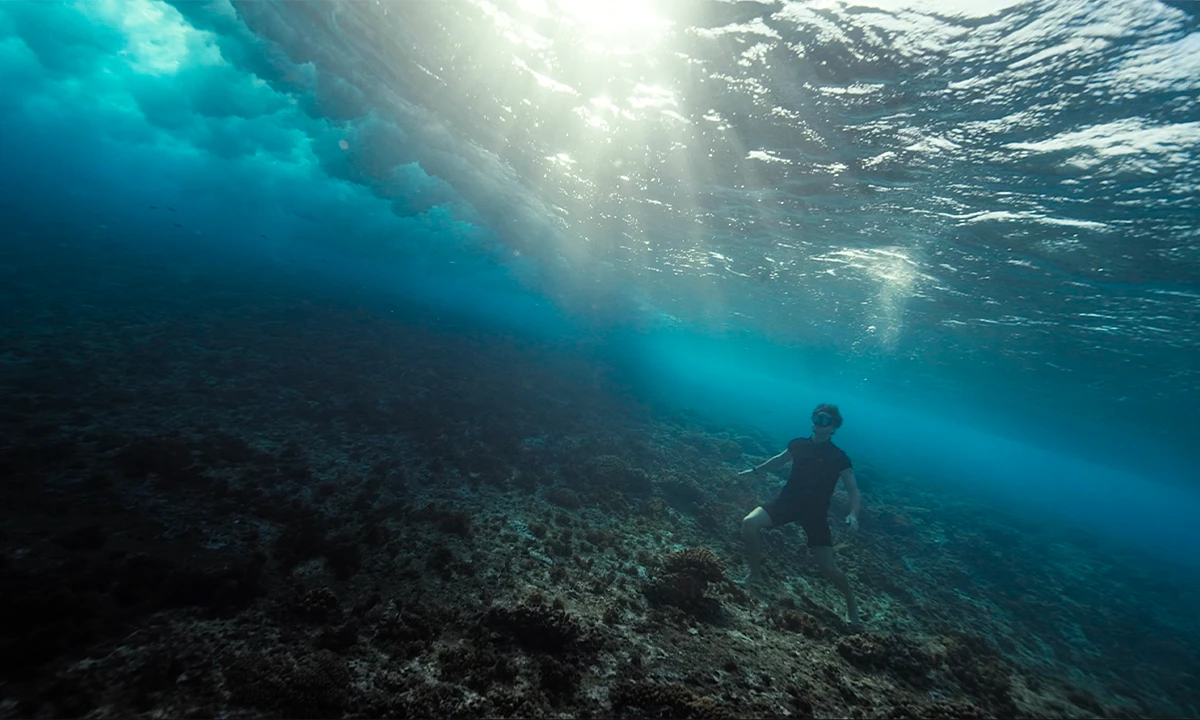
[845,514,859,532]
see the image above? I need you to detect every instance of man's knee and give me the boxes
[742,506,772,532]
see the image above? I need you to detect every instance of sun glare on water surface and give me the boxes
[520,0,671,43]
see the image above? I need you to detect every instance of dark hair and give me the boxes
[812,403,843,428]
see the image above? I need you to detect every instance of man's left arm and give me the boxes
[841,468,862,531]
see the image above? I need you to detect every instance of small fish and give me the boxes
[148,205,158,210]
[172,223,183,228]
[260,233,269,240]
[167,207,177,212]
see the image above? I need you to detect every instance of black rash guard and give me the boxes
[761,437,853,547]
[777,437,852,516]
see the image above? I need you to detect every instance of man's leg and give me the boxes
[740,507,773,584]
[812,546,860,628]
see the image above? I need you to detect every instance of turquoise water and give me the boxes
[1,0,1198,573]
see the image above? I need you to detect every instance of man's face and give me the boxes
[812,411,837,439]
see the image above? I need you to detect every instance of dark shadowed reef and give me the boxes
[1,236,1197,719]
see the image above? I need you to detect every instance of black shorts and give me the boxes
[763,498,832,547]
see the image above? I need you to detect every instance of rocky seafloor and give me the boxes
[2,238,1198,719]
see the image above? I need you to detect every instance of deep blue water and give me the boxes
[1,0,1198,567]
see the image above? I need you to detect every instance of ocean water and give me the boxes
[1,0,1199,718]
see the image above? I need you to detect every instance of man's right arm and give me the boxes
[739,449,791,477]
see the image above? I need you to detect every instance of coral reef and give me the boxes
[612,681,732,720]
[836,632,935,688]
[225,649,351,719]
[771,608,830,640]
[644,547,728,619]
[483,596,599,655]
[1,237,1197,720]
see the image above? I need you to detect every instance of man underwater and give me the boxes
[738,403,862,627]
